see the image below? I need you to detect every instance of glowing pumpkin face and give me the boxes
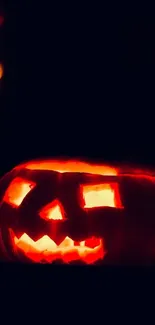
[0,159,155,264]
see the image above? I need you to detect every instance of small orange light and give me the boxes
[0,63,4,79]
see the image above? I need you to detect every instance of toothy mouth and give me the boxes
[10,230,105,264]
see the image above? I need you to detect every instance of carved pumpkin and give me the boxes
[0,159,155,265]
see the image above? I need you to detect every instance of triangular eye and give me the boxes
[39,199,65,220]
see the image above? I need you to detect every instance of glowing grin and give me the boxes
[12,232,105,264]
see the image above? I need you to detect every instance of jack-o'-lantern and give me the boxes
[0,159,155,265]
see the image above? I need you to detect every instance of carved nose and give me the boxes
[39,199,66,221]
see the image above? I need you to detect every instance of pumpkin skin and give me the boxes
[0,159,155,265]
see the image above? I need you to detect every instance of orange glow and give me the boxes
[24,160,117,176]
[13,233,105,264]
[39,199,65,220]
[83,183,122,208]
[0,63,4,79]
[3,178,36,207]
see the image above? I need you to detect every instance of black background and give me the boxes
[1,5,155,174]
[0,2,155,317]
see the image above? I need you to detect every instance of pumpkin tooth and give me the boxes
[80,241,85,247]
[85,237,101,249]
[59,236,74,248]
[35,235,57,251]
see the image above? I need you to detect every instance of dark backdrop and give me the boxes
[1,5,155,176]
[0,3,155,315]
